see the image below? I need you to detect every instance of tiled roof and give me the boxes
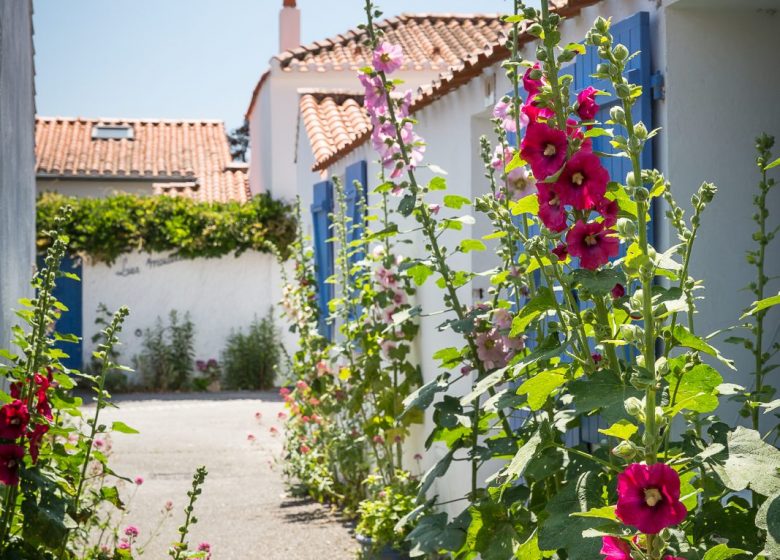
[35,117,250,203]
[299,92,371,169]
[311,0,604,171]
[246,13,510,118]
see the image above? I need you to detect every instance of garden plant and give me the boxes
[278,0,780,558]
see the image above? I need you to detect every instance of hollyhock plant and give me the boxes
[597,197,619,227]
[554,150,609,210]
[0,400,30,440]
[537,184,569,232]
[521,122,569,180]
[0,444,25,486]
[600,536,631,560]
[506,165,536,200]
[576,85,600,121]
[28,423,48,463]
[616,463,687,534]
[372,41,403,74]
[522,62,544,95]
[566,220,619,270]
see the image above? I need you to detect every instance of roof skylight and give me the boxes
[91,124,134,140]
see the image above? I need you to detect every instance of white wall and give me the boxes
[38,178,155,198]
[663,2,780,430]
[81,250,294,384]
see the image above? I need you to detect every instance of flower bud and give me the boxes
[595,17,610,34]
[617,218,637,240]
[609,105,625,125]
[624,396,644,418]
[634,186,650,202]
[630,367,655,390]
[615,83,631,99]
[596,63,610,76]
[613,44,630,61]
[612,440,638,460]
[634,122,648,139]
[655,407,667,427]
[528,23,544,37]
[655,356,669,377]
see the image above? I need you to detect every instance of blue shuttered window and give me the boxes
[344,161,368,268]
[312,180,335,339]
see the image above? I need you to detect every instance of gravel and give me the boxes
[92,391,359,559]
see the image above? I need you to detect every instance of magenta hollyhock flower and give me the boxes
[372,41,403,74]
[664,557,684,560]
[592,352,603,363]
[124,525,140,538]
[598,198,619,227]
[28,423,49,463]
[134,476,144,486]
[523,63,544,95]
[0,444,25,486]
[554,150,609,210]
[0,400,30,440]
[577,86,600,121]
[616,462,688,534]
[566,221,619,270]
[600,536,632,560]
[537,184,568,232]
[521,122,568,180]
[198,542,212,560]
[522,95,555,125]
[552,243,568,261]
[611,283,626,299]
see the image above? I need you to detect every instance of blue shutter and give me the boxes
[311,180,334,339]
[38,254,83,371]
[345,160,368,267]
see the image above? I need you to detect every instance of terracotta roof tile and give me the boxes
[35,117,250,203]
[299,92,371,169]
[311,0,604,171]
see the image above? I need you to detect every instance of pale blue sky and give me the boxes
[33,0,525,131]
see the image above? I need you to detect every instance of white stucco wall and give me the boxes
[37,178,155,198]
[81,250,294,384]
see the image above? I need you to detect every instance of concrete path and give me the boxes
[93,392,359,559]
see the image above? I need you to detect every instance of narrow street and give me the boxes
[94,392,359,559]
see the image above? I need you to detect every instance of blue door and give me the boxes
[311,180,334,339]
[38,254,83,371]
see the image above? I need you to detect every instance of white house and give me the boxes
[0,0,35,356]
[292,0,780,509]
[35,116,289,378]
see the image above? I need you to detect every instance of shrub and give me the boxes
[133,310,195,391]
[221,310,280,390]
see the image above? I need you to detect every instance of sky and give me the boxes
[33,0,524,132]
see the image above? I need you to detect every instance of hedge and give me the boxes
[36,192,296,264]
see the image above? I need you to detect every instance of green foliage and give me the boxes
[220,309,281,390]
[133,310,195,391]
[36,191,296,264]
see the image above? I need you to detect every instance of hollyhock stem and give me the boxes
[363,1,514,446]
[539,0,568,133]
[595,296,622,376]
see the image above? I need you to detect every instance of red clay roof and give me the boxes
[299,92,371,169]
[35,117,250,203]
[311,0,604,171]
[246,13,510,118]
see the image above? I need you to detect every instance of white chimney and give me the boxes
[279,0,301,53]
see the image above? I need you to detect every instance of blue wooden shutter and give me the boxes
[311,180,334,339]
[344,160,368,267]
[37,254,83,371]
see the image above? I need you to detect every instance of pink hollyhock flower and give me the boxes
[309,397,320,406]
[598,198,619,227]
[279,387,291,397]
[475,329,508,370]
[134,476,144,486]
[124,525,140,538]
[198,542,212,560]
[0,400,30,440]
[196,360,206,372]
[93,439,105,449]
[503,333,526,354]
[566,221,619,270]
[521,122,568,180]
[299,444,311,454]
[28,423,49,463]
[577,86,600,121]
[164,500,174,511]
[295,380,308,392]
[616,462,687,534]
[611,283,626,299]
[254,411,262,421]
[269,426,279,435]
[492,98,526,132]
[537,184,568,232]
[0,444,24,485]
[554,150,609,210]
[373,42,403,74]
[117,540,131,550]
[522,63,544,95]
[506,166,536,200]
[413,453,423,461]
[372,435,385,444]
[600,536,632,560]
[491,146,511,169]
[428,203,441,215]
[277,411,287,420]
[247,433,256,442]
[493,308,512,330]
[552,243,568,261]
[359,73,386,111]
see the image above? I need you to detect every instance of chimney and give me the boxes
[279,0,301,53]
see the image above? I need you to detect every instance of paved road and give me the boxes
[93,392,359,559]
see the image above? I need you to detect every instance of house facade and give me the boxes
[35,117,289,377]
[0,0,36,357]
[286,0,780,508]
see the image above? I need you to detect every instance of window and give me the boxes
[91,124,134,140]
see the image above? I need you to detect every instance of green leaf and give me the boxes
[419,448,456,496]
[404,376,449,414]
[570,369,642,424]
[510,287,555,336]
[502,430,542,482]
[509,194,539,216]
[672,325,736,370]
[505,151,527,173]
[742,292,780,318]
[398,194,416,217]
[570,268,626,297]
[701,544,748,560]
[459,239,486,253]
[570,505,617,521]
[668,363,723,414]
[764,157,780,171]
[598,419,637,441]
[516,531,543,560]
[443,194,471,209]
[517,369,566,411]
[756,490,780,558]
[432,347,462,367]
[705,426,780,496]
[564,42,587,55]
[407,263,434,286]
[100,486,125,509]
[428,176,447,191]
[583,127,613,139]
[111,421,139,434]
[503,14,525,23]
